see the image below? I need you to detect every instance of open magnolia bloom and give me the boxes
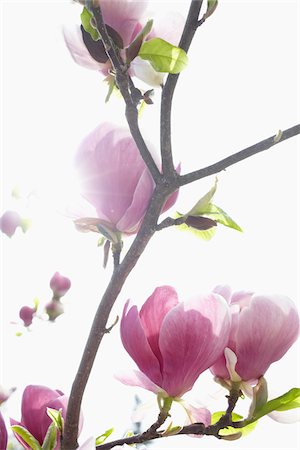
[210,285,299,383]
[63,0,184,87]
[74,123,178,238]
[11,385,83,449]
[119,286,231,398]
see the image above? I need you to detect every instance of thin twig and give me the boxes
[160,0,204,177]
[179,124,300,186]
[86,2,161,184]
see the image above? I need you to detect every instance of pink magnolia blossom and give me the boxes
[63,0,148,76]
[11,385,83,449]
[63,1,184,87]
[0,210,21,237]
[19,306,35,327]
[50,272,71,298]
[74,123,178,236]
[45,300,64,322]
[210,286,299,382]
[0,412,8,450]
[119,286,230,398]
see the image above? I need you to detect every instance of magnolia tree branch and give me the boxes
[96,387,241,449]
[61,2,300,448]
[160,0,204,177]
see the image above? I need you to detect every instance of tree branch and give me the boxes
[86,2,161,184]
[179,124,300,187]
[160,0,204,177]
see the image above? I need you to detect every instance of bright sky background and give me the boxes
[1,0,299,449]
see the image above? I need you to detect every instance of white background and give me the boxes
[1,0,299,449]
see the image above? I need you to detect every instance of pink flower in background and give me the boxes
[210,286,299,382]
[119,286,230,398]
[0,412,8,450]
[50,272,71,298]
[74,123,178,236]
[11,385,83,449]
[19,306,36,327]
[0,210,21,237]
[63,1,184,86]
[63,0,148,75]
[0,385,16,405]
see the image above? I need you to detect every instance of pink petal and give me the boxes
[100,0,148,47]
[63,25,108,72]
[116,167,154,233]
[268,409,300,423]
[21,385,63,444]
[120,301,162,386]
[159,294,230,397]
[131,57,165,87]
[236,295,299,380]
[213,285,232,303]
[139,286,179,368]
[115,369,162,395]
[0,413,8,450]
[148,11,185,46]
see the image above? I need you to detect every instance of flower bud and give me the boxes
[50,272,71,298]
[19,306,35,327]
[0,210,21,237]
[45,300,64,322]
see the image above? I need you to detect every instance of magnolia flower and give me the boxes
[210,286,299,382]
[0,385,16,405]
[0,412,8,450]
[19,305,36,327]
[45,300,64,322]
[63,1,184,87]
[0,210,21,237]
[74,123,178,237]
[119,286,230,398]
[11,385,83,449]
[50,272,71,298]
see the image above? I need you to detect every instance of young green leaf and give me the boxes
[126,19,153,63]
[248,377,268,419]
[46,408,63,433]
[138,38,188,74]
[11,425,42,450]
[212,412,257,437]
[204,0,218,19]
[251,388,300,420]
[80,7,100,41]
[174,212,217,241]
[202,204,243,232]
[187,179,218,215]
[95,428,114,446]
[42,422,58,450]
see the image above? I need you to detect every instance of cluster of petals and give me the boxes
[119,286,231,398]
[210,285,300,382]
[74,123,178,236]
[63,0,184,87]
[11,385,83,449]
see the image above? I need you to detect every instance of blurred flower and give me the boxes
[19,305,36,327]
[63,1,184,87]
[50,272,71,298]
[74,123,178,237]
[119,286,230,398]
[0,385,16,405]
[45,300,64,322]
[0,412,8,450]
[0,210,21,237]
[210,286,299,382]
[11,385,83,449]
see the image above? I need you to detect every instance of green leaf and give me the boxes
[187,179,218,215]
[95,428,114,445]
[204,0,218,19]
[126,19,153,63]
[251,388,300,420]
[174,212,217,241]
[212,412,257,437]
[46,408,64,433]
[80,7,100,41]
[11,425,42,450]
[138,38,188,74]
[202,203,243,232]
[42,422,57,450]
